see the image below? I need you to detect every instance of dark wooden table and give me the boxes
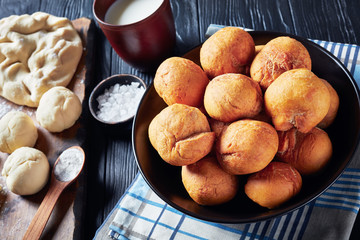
[0,0,359,239]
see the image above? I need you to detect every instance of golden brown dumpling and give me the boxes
[148,104,215,166]
[277,127,332,175]
[317,79,339,128]
[216,119,278,175]
[245,161,302,209]
[250,36,311,90]
[264,68,331,133]
[154,57,209,107]
[200,27,255,79]
[204,73,263,123]
[182,156,239,205]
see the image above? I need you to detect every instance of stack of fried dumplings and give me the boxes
[148,27,339,209]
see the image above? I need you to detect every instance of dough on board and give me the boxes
[1,147,49,195]
[0,111,38,154]
[0,12,83,107]
[36,86,82,132]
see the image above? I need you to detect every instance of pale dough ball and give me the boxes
[1,147,49,195]
[0,111,38,153]
[36,86,82,132]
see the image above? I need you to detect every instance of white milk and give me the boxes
[105,0,164,25]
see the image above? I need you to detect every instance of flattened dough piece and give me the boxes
[0,12,83,107]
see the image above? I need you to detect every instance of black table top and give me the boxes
[0,0,359,239]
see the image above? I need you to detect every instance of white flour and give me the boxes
[54,148,84,182]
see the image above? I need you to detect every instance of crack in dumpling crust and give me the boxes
[148,103,215,166]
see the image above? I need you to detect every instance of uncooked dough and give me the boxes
[0,111,38,153]
[0,12,83,107]
[1,147,49,195]
[36,86,82,132]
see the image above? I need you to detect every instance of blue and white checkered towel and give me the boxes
[94,25,360,240]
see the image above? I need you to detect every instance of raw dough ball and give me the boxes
[182,156,239,205]
[0,12,83,107]
[148,103,215,166]
[0,111,38,153]
[1,147,49,195]
[245,161,302,209]
[204,73,263,123]
[277,127,332,175]
[250,36,311,90]
[36,86,82,132]
[200,27,255,79]
[317,79,339,128]
[264,68,330,133]
[216,119,279,175]
[154,57,209,107]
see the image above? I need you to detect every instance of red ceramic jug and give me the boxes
[93,0,176,72]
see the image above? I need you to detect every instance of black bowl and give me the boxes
[132,31,360,223]
[89,74,146,131]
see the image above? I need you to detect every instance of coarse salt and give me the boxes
[54,148,84,182]
[96,82,145,122]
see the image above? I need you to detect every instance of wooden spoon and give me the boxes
[23,146,85,240]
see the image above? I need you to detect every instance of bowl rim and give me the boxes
[89,73,147,125]
[132,30,360,223]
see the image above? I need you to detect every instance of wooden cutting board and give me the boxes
[0,17,93,240]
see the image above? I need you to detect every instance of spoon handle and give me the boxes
[23,178,68,240]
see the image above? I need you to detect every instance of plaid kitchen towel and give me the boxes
[94,25,360,240]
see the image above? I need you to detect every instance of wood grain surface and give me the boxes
[0,0,359,239]
[0,17,92,240]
